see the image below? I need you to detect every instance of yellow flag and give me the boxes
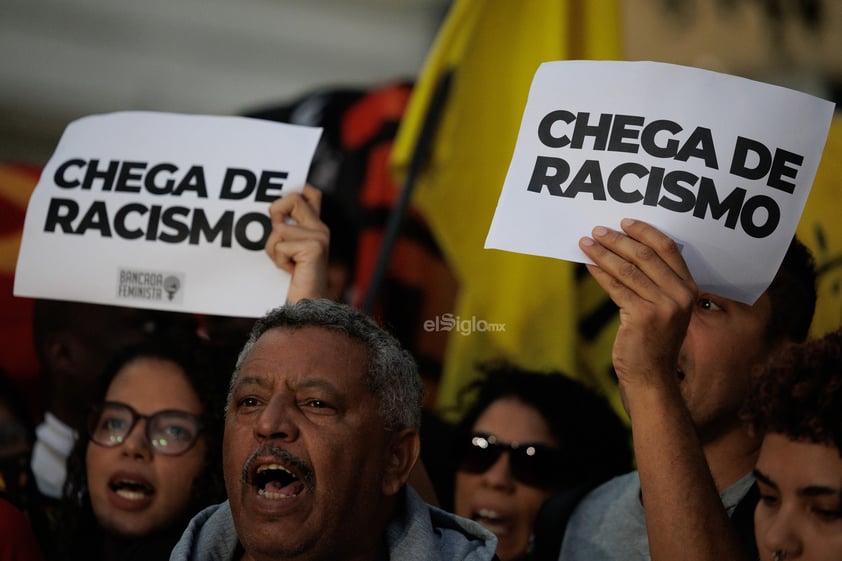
[391,0,625,420]
[798,115,842,338]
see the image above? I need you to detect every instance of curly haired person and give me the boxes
[743,328,842,561]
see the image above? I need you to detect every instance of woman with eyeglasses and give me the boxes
[452,364,632,561]
[55,336,226,561]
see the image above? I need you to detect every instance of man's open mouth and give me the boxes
[253,462,307,499]
[243,444,314,500]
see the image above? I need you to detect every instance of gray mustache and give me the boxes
[242,443,316,490]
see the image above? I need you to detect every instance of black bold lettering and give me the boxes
[221,168,256,200]
[527,156,570,196]
[77,201,112,237]
[768,149,803,194]
[640,120,682,158]
[658,170,698,213]
[114,161,146,193]
[693,179,745,229]
[44,198,79,232]
[571,112,612,150]
[189,209,233,247]
[730,137,771,181]
[607,114,644,153]
[175,166,208,198]
[675,127,718,169]
[643,167,666,207]
[235,212,272,251]
[146,205,162,241]
[53,159,86,189]
[537,110,575,148]
[145,163,179,195]
[565,160,606,200]
[114,203,147,239]
[82,160,119,191]
[159,207,191,244]
[740,195,780,239]
[606,162,647,203]
[255,171,288,202]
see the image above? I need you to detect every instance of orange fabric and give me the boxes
[0,163,40,418]
[343,84,458,407]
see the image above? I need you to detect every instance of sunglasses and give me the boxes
[88,401,203,456]
[458,432,565,488]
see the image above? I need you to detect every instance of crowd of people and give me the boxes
[1,170,839,561]
[1,66,839,561]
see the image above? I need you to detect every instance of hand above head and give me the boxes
[265,184,330,304]
[579,219,759,561]
[578,218,698,395]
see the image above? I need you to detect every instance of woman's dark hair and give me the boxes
[765,236,817,344]
[57,334,227,560]
[455,362,632,488]
[742,327,842,456]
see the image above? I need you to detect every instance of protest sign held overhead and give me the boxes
[485,61,835,304]
[14,111,322,317]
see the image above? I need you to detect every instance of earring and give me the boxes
[772,550,786,561]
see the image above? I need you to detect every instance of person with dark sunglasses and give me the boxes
[453,364,632,561]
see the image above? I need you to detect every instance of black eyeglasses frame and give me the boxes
[88,400,204,457]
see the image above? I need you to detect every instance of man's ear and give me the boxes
[382,428,420,497]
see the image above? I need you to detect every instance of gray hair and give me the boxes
[230,299,422,431]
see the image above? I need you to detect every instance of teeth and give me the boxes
[253,462,300,497]
[257,488,297,500]
[116,488,147,500]
[112,479,152,496]
[477,509,501,520]
[257,464,293,475]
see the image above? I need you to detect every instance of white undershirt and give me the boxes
[30,412,78,499]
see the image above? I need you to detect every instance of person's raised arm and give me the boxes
[265,184,330,304]
[579,218,751,561]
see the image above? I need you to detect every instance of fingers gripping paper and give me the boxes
[486,61,835,305]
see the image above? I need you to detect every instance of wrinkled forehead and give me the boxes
[233,326,371,389]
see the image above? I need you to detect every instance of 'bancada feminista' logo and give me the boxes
[117,268,185,304]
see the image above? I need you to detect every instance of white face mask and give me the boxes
[30,412,78,499]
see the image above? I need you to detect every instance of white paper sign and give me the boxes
[14,111,322,317]
[485,61,835,304]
